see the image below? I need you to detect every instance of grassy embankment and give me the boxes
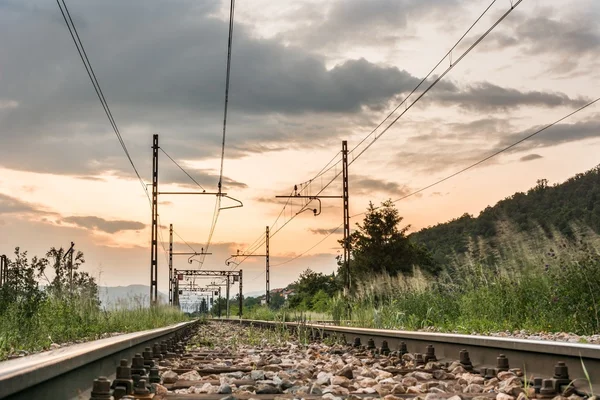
[245,224,600,336]
[0,296,188,360]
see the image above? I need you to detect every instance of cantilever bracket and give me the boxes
[219,194,243,211]
[225,255,240,267]
[295,197,321,216]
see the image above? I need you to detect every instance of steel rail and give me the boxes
[221,319,600,391]
[0,320,198,399]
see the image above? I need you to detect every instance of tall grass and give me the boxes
[337,222,600,335]
[242,305,330,323]
[0,295,188,360]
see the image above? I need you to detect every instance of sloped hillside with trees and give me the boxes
[411,166,600,265]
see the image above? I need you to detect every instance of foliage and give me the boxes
[411,166,600,265]
[45,247,99,304]
[338,225,600,335]
[287,268,339,310]
[339,200,438,282]
[0,247,187,360]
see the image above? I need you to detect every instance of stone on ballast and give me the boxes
[463,384,484,393]
[218,384,232,394]
[331,376,351,387]
[433,370,449,380]
[413,371,434,381]
[383,395,404,400]
[336,365,354,379]
[362,378,380,388]
[161,370,178,384]
[391,384,406,394]
[179,370,201,381]
[256,384,282,394]
[498,371,516,381]
[406,386,422,394]
[496,394,515,400]
[402,377,418,387]
[250,370,265,380]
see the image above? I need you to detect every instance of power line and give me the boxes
[237,0,526,268]
[270,223,343,267]
[55,0,149,201]
[276,96,600,266]
[347,0,499,160]
[218,0,236,191]
[351,96,600,219]
[159,148,206,191]
[202,0,237,264]
[174,230,199,253]
[277,0,502,204]
[238,0,517,256]
[306,0,525,203]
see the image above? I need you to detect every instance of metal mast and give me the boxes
[265,226,270,305]
[342,140,350,294]
[150,134,159,305]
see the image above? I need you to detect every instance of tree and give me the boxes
[0,247,47,317]
[45,246,99,306]
[269,292,285,309]
[341,200,437,282]
[288,268,338,310]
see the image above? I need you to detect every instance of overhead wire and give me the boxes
[199,0,237,267]
[174,230,199,253]
[350,95,600,219]
[234,0,526,268]
[55,0,179,284]
[280,96,600,266]
[55,0,149,202]
[270,223,344,267]
[159,148,206,191]
[303,0,525,206]
[56,0,216,286]
[234,0,523,264]
[274,0,502,207]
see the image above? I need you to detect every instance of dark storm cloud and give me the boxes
[0,0,422,180]
[519,154,543,162]
[432,82,588,111]
[0,0,592,184]
[62,216,145,234]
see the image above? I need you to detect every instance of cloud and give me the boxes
[353,175,412,196]
[432,81,588,111]
[309,227,342,236]
[394,113,600,174]
[483,11,600,74]
[277,0,461,53]
[519,154,543,162]
[62,216,145,234]
[0,193,44,215]
[0,0,423,180]
[498,116,600,151]
[0,99,19,109]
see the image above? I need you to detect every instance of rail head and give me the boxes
[0,320,196,399]
[220,318,600,359]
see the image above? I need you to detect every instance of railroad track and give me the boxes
[0,320,199,399]
[0,319,597,399]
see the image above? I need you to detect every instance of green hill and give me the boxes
[410,166,600,265]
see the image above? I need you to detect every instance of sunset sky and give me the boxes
[0,0,599,299]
